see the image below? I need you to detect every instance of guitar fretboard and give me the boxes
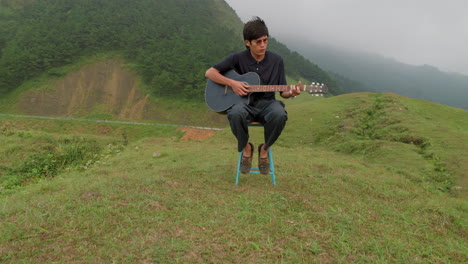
[248,84,327,93]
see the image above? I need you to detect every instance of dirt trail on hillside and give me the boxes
[18,58,226,127]
[20,59,148,119]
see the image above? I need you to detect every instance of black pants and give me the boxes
[226,99,288,152]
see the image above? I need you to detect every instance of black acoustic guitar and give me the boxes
[205,70,328,113]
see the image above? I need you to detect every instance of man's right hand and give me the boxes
[229,80,250,96]
[205,67,250,96]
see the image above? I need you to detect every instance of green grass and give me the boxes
[0,93,467,263]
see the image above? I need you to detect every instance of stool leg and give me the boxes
[268,148,276,185]
[235,151,243,185]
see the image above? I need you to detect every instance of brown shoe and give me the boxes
[240,142,254,174]
[258,144,270,175]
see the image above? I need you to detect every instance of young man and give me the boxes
[205,17,301,174]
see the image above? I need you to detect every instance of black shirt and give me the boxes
[213,50,287,101]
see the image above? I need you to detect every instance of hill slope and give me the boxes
[0,93,466,262]
[0,0,338,101]
[1,57,226,127]
[287,93,468,191]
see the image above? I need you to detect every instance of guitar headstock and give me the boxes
[303,82,328,94]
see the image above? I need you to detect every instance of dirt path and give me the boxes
[177,127,220,141]
[0,114,223,141]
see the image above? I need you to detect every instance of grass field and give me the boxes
[1,93,467,263]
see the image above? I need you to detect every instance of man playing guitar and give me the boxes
[205,16,302,175]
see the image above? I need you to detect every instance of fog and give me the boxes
[225,0,468,75]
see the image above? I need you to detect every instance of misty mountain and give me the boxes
[286,40,468,109]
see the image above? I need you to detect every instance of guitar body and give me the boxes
[205,70,260,113]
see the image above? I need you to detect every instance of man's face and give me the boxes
[245,35,268,59]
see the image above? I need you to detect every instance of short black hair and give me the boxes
[243,16,269,43]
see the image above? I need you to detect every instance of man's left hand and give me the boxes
[291,81,302,97]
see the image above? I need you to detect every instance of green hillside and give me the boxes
[1,94,467,262]
[0,0,338,101]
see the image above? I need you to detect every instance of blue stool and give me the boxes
[235,122,276,185]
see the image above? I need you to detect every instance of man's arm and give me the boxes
[205,67,250,96]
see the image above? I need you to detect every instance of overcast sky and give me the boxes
[224,0,468,75]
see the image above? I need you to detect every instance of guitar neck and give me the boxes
[249,85,294,92]
[249,84,326,93]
